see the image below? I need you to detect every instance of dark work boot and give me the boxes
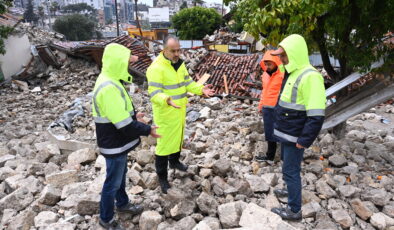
[266,141,277,159]
[155,155,171,194]
[274,188,289,197]
[169,152,188,172]
[116,203,144,215]
[271,206,302,221]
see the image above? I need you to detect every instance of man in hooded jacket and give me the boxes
[256,50,284,162]
[92,43,160,230]
[147,36,214,194]
[270,34,326,220]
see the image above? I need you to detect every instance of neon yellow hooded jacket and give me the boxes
[147,53,204,156]
[273,34,326,148]
[92,43,151,156]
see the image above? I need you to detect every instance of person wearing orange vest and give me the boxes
[256,50,284,162]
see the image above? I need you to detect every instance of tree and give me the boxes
[53,14,95,41]
[23,0,38,24]
[227,0,394,83]
[61,3,95,14]
[172,7,222,40]
[38,5,45,26]
[180,1,188,10]
[0,0,14,54]
[106,18,113,25]
[50,1,59,16]
[226,5,243,33]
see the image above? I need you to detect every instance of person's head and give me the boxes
[263,60,277,72]
[101,43,133,83]
[271,34,310,73]
[163,36,181,63]
[271,47,288,65]
[260,50,282,74]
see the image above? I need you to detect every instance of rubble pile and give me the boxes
[1,63,394,230]
[191,52,261,98]
[50,35,153,78]
[181,48,209,75]
[1,24,394,230]
[14,23,65,45]
[204,29,241,45]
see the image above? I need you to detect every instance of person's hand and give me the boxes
[136,112,146,124]
[202,84,215,97]
[129,55,139,63]
[296,143,304,149]
[150,126,161,138]
[166,97,181,108]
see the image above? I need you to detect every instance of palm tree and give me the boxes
[38,6,45,26]
[50,1,59,16]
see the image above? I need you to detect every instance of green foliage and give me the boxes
[180,1,188,10]
[23,0,38,24]
[53,14,96,41]
[0,0,14,55]
[61,3,95,13]
[106,18,113,24]
[50,1,59,16]
[172,7,222,40]
[229,0,394,81]
[227,5,243,33]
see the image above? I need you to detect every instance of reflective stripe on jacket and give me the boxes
[147,53,203,156]
[273,35,326,148]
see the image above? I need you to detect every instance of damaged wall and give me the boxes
[0,34,31,80]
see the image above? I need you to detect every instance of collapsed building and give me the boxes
[0,21,394,230]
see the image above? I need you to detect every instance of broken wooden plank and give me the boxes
[223,74,229,94]
[197,73,211,85]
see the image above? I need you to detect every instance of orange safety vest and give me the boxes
[258,50,284,111]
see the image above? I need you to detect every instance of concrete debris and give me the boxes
[0,23,393,230]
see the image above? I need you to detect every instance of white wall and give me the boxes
[0,34,32,81]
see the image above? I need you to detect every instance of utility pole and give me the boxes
[221,0,224,16]
[47,0,52,29]
[115,0,120,36]
[134,0,143,37]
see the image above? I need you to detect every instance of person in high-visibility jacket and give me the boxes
[92,43,160,230]
[270,34,326,221]
[256,50,284,162]
[147,36,214,194]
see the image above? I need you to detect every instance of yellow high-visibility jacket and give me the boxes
[147,53,203,156]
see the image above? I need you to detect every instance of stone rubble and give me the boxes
[0,26,394,230]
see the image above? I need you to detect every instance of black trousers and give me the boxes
[155,152,181,178]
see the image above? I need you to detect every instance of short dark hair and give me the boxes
[163,35,179,48]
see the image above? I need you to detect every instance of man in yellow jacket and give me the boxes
[147,36,214,193]
[93,44,160,229]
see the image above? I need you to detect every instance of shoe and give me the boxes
[116,203,144,215]
[169,152,188,172]
[99,218,124,230]
[169,161,188,171]
[255,156,274,162]
[158,175,171,194]
[271,206,302,221]
[273,188,288,197]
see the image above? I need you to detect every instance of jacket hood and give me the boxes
[279,34,310,73]
[101,43,132,83]
[260,50,282,72]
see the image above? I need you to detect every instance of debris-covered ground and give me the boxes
[0,26,394,230]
